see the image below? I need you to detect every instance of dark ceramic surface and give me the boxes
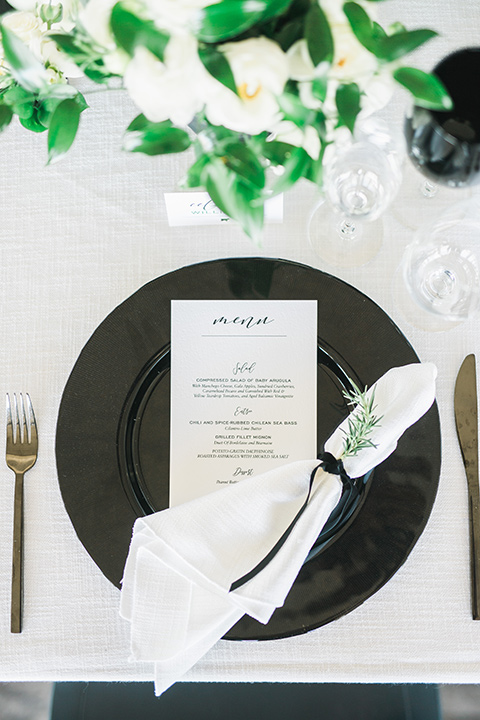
[55,257,441,640]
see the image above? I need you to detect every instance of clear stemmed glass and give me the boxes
[395,199,480,331]
[307,135,402,268]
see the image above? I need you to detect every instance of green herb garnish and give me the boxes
[340,381,383,459]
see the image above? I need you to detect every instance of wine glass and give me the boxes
[392,47,480,231]
[406,47,480,186]
[307,136,402,268]
[395,199,480,331]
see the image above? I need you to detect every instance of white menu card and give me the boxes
[169,300,318,506]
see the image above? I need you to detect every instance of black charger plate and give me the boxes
[55,257,441,640]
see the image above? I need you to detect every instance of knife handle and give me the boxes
[469,489,480,620]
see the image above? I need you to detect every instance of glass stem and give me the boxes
[422,268,456,300]
[421,180,438,199]
[337,218,358,241]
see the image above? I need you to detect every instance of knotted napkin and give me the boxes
[120,362,437,695]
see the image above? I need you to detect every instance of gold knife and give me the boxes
[454,353,480,620]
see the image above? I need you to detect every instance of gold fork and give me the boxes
[6,393,38,633]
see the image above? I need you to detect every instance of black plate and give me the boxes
[55,258,441,640]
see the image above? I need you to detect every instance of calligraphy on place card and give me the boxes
[164,191,283,226]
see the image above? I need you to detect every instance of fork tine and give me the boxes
[19,394,29,444]
[6,394,13,447]
[14,394,21,444]
[25,393,37,446]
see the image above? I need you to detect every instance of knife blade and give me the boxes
[454,353,480,620]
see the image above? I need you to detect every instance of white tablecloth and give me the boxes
[1,0,480,685]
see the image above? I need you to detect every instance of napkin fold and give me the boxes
[120,362,437,695]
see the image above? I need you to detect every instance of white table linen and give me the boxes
[1,0,480,686]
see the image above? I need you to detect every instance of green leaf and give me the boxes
[198,45,237,95]
[275,16,305,52]
[49,33,113,83]
[48,32,83,58]
[20,111,47,133]
[1,84,35,118]
[181,152,211,188]
[277,91,316,128]
[303,146,325,186]
[220,140,265,190]
[37,89,87,130]
[343,2,378,53]
[372,21,386,40]
[267,144,311,197]
[110,3,169,61]
[123,115,191,155]
[374,29,438,62]
[0,24,48,92]
[260,139,295,166]
[195,0,265,42]
[196,3,260,42]
[393,66,453,110]
[203,155,264,242]
[39,83,77,100]
[125,113,150,132]
[197,0,296,42]
[259,0,295,22]
[196,0,294,42]
[335,82,361,133]
[47,97,82,163]
[305,2,333,66]
[0,103,13,131]
[37,97,62,127]
[311,63,329,103]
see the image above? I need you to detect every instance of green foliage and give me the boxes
[393,67,453,110]
[0,0,445,239]
[0,23,50,92]
[110,3,169,61]
[180,120,323,240]
[335,82,361,133]
[198,45,237,95]
[47,97,83,163]
[341,382,383,459]
[305,2,333,66]
[0,103,13,132]
[374,29,438,62]
[123,115,192,155]
[49,32,115,82]
[39,3,63,27]
[197,0,294,43]
[343,2,437,62]
[203,155,264,243]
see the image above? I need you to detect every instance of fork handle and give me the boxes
[11,471,24,634]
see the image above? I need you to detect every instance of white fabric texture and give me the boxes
[120,363,437,694]
[2,0,480,687]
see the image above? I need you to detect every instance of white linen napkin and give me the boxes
[120,362,437,695]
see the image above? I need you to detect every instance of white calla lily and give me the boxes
[205,37,289,135]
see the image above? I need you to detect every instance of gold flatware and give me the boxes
[6,393,38,633]
[454,354,480,620]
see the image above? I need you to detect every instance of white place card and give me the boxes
[169,300,317,506]
[164,191,283,226]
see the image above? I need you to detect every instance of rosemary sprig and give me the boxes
[340,380,383,460]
